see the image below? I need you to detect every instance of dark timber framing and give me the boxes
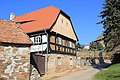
[49,31,76,56]
[28,30,76,56]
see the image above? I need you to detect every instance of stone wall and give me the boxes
[76,51,99,59]
[30,65,41,80]
[47,54,76,74]
[0,45,30,80]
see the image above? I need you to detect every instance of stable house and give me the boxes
[14,6,78,77]
[0,20,32,80]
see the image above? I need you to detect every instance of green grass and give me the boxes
[95,64,120,80]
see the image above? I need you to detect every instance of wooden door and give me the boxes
[31,53,45,75]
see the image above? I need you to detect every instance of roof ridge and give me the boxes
[15,6,60,19]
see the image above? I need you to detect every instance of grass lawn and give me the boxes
[95,64,120,80]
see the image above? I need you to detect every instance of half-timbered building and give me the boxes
[14,6,78,77]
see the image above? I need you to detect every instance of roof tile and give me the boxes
[0,20,32,44]
[14,6,60,33]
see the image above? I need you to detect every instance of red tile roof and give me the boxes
[0,20,32,44]
[86,44,92,46]
[14,6,60,33]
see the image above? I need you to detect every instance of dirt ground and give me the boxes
[50,63,110,80]
[41,63,110,80]
[41,66,88,80]
[51,68,99,80]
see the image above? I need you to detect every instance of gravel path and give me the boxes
[52,68,99,80]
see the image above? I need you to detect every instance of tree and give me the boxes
[98,0,120,52]
[76,42,84,50]
[97,42,104,51]
[90,42,104,51]
[90,42,96,51]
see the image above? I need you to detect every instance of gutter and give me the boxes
[44,30,49,73]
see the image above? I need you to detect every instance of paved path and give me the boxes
[51,63,110,80]
[52,68,99,80]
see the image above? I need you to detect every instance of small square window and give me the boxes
[70,58,73,65]
[66,23,68,27]
[61,19,64,23]
[57,57,61,65]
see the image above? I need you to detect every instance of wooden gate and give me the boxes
[31,53,45,75]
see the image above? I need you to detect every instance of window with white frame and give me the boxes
[69,41,72,47]
[58,37,62,45]
[34,36,41,44]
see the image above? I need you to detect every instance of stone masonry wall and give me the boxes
[0,45,30,80]
[47,54,76,74]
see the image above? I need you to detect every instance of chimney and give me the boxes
[10,12,15,20]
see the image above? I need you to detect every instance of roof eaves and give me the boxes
[0,42,32,46]
[49,10,78,41]
[60,10,70,19]
[69,18,79,41]
[49,10,61,30]
[27,28,50,34]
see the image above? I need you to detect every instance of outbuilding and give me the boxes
[0,20,32,80]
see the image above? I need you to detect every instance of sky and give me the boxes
[0,0,105,44]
